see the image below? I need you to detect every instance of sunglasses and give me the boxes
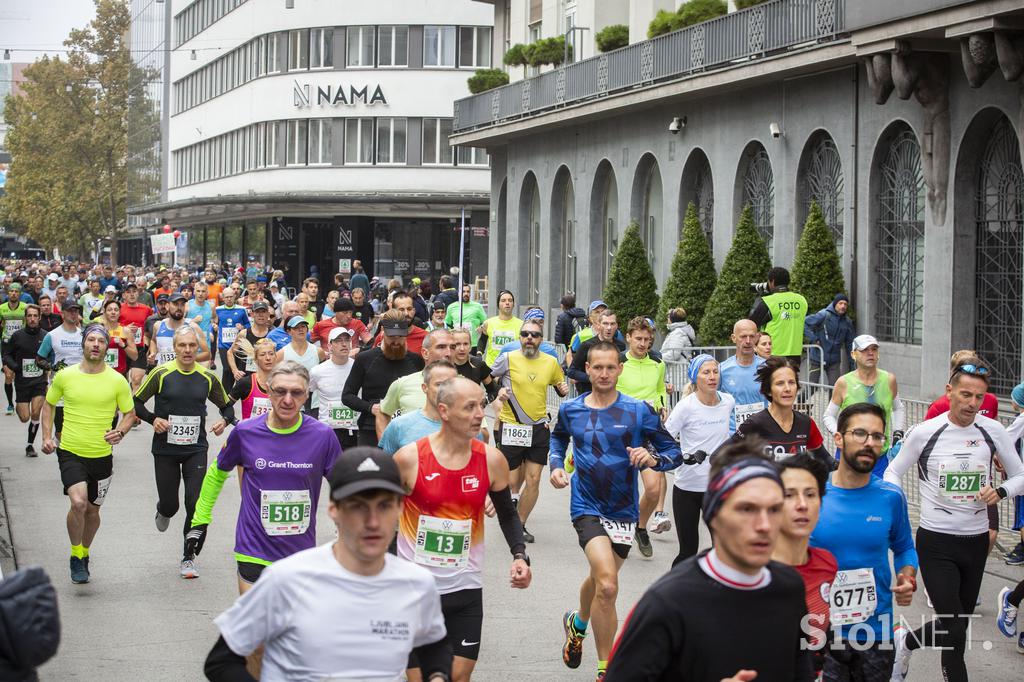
[950,363,989,382]
[519,331,542,339]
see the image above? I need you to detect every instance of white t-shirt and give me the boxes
[215,544,446,681]
[664,391,735,492]
[309,359,355,429]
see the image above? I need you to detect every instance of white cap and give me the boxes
[104,285,117,293]
[852,334,879,351]
[47,273,59,280]
[328,327,355,343]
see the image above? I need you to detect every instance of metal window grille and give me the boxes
[875,129,924,345]
[974,117,1024,394]
[695,160,714,250]
[803,133,844,255]
[744,148,775,256]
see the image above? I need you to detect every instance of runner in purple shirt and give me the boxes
[187,361,341,593]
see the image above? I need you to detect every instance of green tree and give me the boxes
[467,68,510,94]
[735,0,769,8]
[603,221,659,324]
[595,24,629,52]
[1,0,131,262]
[527,36,572,67]
[503,44,529,78]
[657,202,717,333]
[791,201,847,313]
[700,205,772,345]
[648,0,727,38]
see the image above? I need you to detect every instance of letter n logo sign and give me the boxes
[293,81,310,107]
[339,228,353,246]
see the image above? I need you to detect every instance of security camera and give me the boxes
[769,122,782,139]
[668,116,686,134]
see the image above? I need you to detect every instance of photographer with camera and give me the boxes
[749,267,808,369]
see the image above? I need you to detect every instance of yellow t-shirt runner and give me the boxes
[490,349,564,426]
[483,316,523,367]
[45,364,134,457]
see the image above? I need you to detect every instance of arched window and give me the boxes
[974,117,1024,393]
[801,132,844,255]
[590,161,618,296]
[695,161,714,248]
[875,127,925,345]
[742,146,775,256]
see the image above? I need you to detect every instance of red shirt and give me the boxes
[795,547,837,651]
[925,393,999,420]
[119,303,152,347]
[373,324,427,355]
[310,317,368,350]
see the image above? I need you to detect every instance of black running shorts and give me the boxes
[14,379,46,403]
[56,448,113,506]
[129,350,148,371]
[495,422,550,469]
[573,514,632,560]
[236,560,267,585]
[408,588,484,666]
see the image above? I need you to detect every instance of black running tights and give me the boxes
[671,487,704,567]
[154,451,208,551]
[906,527,988,682]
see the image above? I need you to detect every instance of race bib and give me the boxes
[493,334,514,348]
[221,326,238,344]
[322,399,358,431]
[3,319,22,338]
[938,459,987,503]
[93,476,112,506]
[133,326,143,345]
[735,402,763,425]
[244,356,257,373]
[260,489,311,536]
[600,518,636,546]
[829,568,877,625]
[158,350,176,365]
[251,396,271,418]
[21,357,42,378]
[167,414,201,446]
[414,515,472,569]
[104,349,118,368]
[501,423,533,447]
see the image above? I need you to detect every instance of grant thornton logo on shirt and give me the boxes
[370,620,411,640]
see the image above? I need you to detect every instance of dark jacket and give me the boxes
[432,288,458,314]
[554,307,587,346]
[0,567,61,681]
[412,295,431,325]
[803,294,854,366]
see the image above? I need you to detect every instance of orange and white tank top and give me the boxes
[397,436,490,594]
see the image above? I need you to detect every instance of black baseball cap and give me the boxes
[62,297,82,311]
[251,301,270,312]
[334,297,354,312]
[168,292,187,303]
[328,447,405,502]
[156,293,170,303]
[123,282,138,290]
[381,319,409,337]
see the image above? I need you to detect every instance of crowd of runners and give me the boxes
[1,257,1023,681]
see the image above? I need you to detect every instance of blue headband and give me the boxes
[687,353,715,384]
[1012,383,1024,409]
[524,308,545,321]
[702,457,784,527]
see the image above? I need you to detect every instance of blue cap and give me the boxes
[286,315,309,329]
[1012,383,1024,409]
[588,300,607,313]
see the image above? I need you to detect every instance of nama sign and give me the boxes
[293,81,388,107]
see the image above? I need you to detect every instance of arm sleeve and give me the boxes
[888,489,919,572]
[549,406,569,470]
[604,593,682,679]
[749,297,771,329]
[37,333,54,366]
[891,397,906,432]
[341,355,374,413]
[476,331,488,354]
[488,486,526,556]
[192,442,240,526]
[132,368,160,424]
[822,401,840,434]
[883,428,922,489]
[203,636,256,682]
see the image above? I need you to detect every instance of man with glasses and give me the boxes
[810,403,918,681]
[885,358,1024,682]
[491,318,568,543]
[186,361,341,593]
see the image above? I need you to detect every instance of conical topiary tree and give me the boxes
[656,202,717,334]
[700,205,772,345]
[791,201,847,314]
[603,221,659,324]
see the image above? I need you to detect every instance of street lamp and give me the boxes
[564,26,590,65]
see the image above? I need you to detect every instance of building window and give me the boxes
[743,146,775,257]
[310,28,333,69]
[801,131,844,255]
[378,26,409,67]
[459,27,492,68]
[345,118,374,164]
[288,29,309,70]
[265,121,278,167]
[267,33,280,73]
[309,119,332,165]
[347,26,375,67]
[422,118,454,165]
[875,127,924,345]
[286,120,308,166]
[376,118,407,165]
[527,22,542,76]
[974,116,1024,393]
[457,146,489,166]
[424,26,457,67]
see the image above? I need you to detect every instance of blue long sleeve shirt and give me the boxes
[550,392,682,522]
[810,476,918,643]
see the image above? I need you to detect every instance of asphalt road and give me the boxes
[1,417,1021,680]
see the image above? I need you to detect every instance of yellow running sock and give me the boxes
[597,660,607,674]
[81,546,89,558]
[70,544,84,558]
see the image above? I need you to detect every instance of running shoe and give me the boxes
[1017,631,1024,654]
[997,586,1018,638]
[4,406,12,416]
[24,444,36,457]
[69,556,89,584]
[649,511,672,534]
[890,624,912,682]
[155,504,170,532]
[1005,542,1023,559]
[595,671,605,681]
[1006,543,1024,566]
[635,528,653,558]
[522,526,535,544]
[561,610,585,669]
[180,556,199,579]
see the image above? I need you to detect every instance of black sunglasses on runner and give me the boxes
[519,330,542,339]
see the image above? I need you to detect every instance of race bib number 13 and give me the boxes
[414,515,472,569]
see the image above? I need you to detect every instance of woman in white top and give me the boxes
[276,316,326,410]
[663,354,735,566]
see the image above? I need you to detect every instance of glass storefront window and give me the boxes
[205,225,223,267]
[224,223,243,267]
[185,228,205,269]
[246,222,267,266]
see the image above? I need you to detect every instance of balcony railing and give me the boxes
[453,0,847,133]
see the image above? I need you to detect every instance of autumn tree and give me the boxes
[1,0,132,262]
